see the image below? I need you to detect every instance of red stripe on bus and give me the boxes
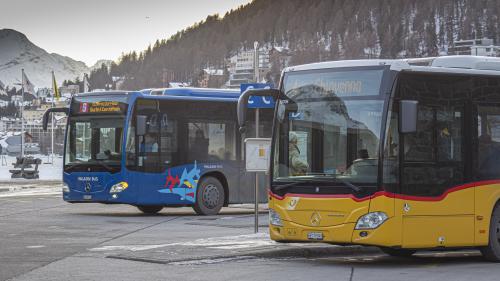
[268,179,500,202]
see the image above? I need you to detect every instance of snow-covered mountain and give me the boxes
[91,59,113,71]
[0,29,90,88]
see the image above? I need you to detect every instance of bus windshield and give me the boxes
[273,68,385,187]
[65,95,128,173]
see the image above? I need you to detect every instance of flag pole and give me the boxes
[51,71,55,164]
[21,69,25,158]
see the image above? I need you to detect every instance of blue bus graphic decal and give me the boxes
[159,161,201,202]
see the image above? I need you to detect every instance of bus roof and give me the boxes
[73,91,138,97]
[149,87,240,99]
[73,88,241,102]
[284,56,500,77]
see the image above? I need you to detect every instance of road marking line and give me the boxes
[26,245,46,249]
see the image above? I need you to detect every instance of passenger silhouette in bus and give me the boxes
[142,134,158,153]
[438,126,453,160]
[289,131,308,176]
[192,129,209,160]
[358,149,369,159]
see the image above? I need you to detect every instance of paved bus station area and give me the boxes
[0,182,500,281]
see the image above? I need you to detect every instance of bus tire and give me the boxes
[480,204,500,262]
[380,247,416,257]
[137,205,163,215]
[193,177,225,216]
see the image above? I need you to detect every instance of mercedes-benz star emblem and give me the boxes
[310,211,321,226]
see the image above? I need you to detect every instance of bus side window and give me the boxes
[188,122,236,162]
[160,115,177,168]
[476,105,500,180]
[140,114,161,173]
[403,106,434,162]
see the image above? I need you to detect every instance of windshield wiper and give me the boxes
[92,160,114,171]
[65,160,115,172]
[65,161,86,170]
[334,178,363,193]
[274,181,308,191]
[273,176,363,193]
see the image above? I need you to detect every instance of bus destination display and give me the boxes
[75,101,127,115]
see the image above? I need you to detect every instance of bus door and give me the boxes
[127,100,181,204]
[474,103,500,243]
[398,83,474,248]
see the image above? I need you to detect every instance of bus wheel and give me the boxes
[193,177,225,216]
[137,205,163,215]
[380,247,416,257]
[480,204,500,262]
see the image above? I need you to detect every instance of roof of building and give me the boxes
[203,69,224,76]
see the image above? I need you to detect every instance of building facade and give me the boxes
[227,49,271,88]
[448,38,500,57]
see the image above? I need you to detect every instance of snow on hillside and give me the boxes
[91,59,113,71]
[0,29,89,88]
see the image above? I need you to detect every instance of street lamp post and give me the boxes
[253,41,260,233]
[254,41,259,83]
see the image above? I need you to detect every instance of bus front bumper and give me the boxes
[62,189,136,204]
[269,217,398,247]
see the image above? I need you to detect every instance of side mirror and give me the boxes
[237,88,280,133]
[136,115,147,136]
[277,99,298,122]
[399,100,418,133]
[42,107,69,131]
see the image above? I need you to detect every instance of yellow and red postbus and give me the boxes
[238,56,500,261]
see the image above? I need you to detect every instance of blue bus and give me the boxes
[43,88,272,215]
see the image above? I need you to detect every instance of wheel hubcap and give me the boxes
[202,184,219,209]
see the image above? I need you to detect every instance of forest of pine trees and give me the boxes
[92,0,500,90]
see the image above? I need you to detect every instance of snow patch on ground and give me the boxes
[0,186,60,198]
[89,233,275,252]
[169,256,254,265]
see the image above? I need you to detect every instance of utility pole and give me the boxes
[20,69,25,158]
[254,41,259,83]
[253,41,260,233]
[51,80,55,163]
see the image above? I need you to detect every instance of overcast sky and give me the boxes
[1,0,251,66]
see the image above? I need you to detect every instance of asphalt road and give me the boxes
[1,186,500,281]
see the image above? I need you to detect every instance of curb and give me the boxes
[108,244,381,265]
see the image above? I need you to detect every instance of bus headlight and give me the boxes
[355,212,388,230]
[269,208,283,227]
[62,183,70,193]
[110,182,129,194]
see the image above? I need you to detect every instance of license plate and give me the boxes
[83,195,92,200]
[307,232,323,240]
